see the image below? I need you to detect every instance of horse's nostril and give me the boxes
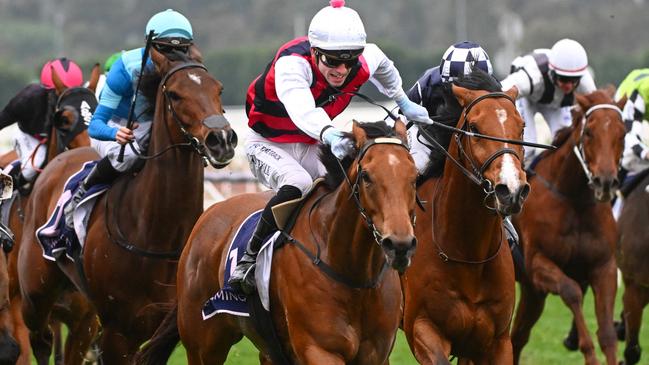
[495,184,510,200]
[205,132,220,150]
[612,178,620,189]
[520,183,531,200]
[592,176,602,187]
[228,129,238,147]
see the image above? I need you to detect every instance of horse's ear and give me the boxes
[394,118,408,143]
[352,120,367,148]
[188,45,203,63]
[87,63,101,93]
[451,84,476,107]
[602,84,617,99]
[616,95,627,112]
[150,46,170,75]
[51,65,67,95]
[504,86,518,101]
[575,93,591,112]
[53,106,77,130]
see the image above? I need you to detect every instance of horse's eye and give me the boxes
[583,128,592,138]
[360,170,372,185]
[168,91,181,100]
[469,124,479,134]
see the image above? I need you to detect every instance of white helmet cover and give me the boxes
[308,0,366,50]
[548,38,588,77]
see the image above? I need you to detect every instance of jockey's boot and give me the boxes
[0,222,14,253]
[64,157,120,229]
[15,173,33,196]
[503,217,525,280]
[228,185,302,294]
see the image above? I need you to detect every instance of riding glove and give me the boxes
[322,127,355,160]
[395,95,432,124]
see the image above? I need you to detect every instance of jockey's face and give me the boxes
[312,49,354,87]
[555,74,581,94]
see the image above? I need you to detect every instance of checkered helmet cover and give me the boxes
[439,41,493,83]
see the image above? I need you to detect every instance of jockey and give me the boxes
[228,0,430,294]
[617,69,649,176]
[0,57,83,194]
[501,38,597,166]
[406,41,493,175]
[63,9,194,229]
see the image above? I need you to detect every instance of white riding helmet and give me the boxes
[308,0,366,51]
[548,38,588,77]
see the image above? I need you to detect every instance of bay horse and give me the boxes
[400,70,528,363]
[135,120,418,364]
[510,89,626,365]
[17,45,237,364]
[2,63,101,365]
[615,173,649,365]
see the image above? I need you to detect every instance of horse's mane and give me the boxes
[140,49,199,114]
[320,121,397,190]
[419,67,502,180]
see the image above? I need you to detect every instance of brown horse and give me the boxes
[17,46,237,364]
[400,71,528,363]
[1,64,101,365]
[135,120,418,364]
[510,89,626,365]
[615,172,649,365]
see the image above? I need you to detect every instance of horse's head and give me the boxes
[452,84,529,216]
[49,64,100,152]
[347,119,418,273]
[150,45,237,168]
[572,88,626,202]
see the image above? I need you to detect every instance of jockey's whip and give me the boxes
[117,30,155,162]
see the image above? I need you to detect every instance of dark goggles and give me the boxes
[152,37,193,54]
[315,48,363,68]
[555,74,581,84]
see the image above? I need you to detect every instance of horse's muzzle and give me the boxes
[204,126,238,169]
[381,235,417,274]
[495,183,530,216]
[591,174,619,202]
[0,330,20,365]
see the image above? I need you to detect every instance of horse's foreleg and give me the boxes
[530,254,598,365]
[9,295,30,365]
[407,318,451,365]
[484,336,513,365]
[511,282,546,365]
[590,259,618,365]
[621,279,648,365]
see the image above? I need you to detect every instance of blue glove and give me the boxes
[321,127,355,160]
[396,95,432,124]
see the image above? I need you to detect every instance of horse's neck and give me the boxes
[432,166,501,260]
[539,137,590,198]
[319,187,386,282]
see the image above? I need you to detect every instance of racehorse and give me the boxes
[510,89,625,365]
[616,172,649,365]
[17,45,237,364]
[2,63,101,365]
[400,69,528,363]
[135,120,419,364]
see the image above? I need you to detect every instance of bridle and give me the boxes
[283,137,413,289]
[126,62,230,167]
[572,103,624,186]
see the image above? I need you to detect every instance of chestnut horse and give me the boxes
[400,71,529,363]
[2,64,101,365]
[510,89,626,365]
[135,120,418,364]
[615,172,649,365]
[17,46,237,364]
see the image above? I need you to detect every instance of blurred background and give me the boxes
[0,0,647,106]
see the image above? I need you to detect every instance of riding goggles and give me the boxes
[152,37,193,54]
[555,74,581,84]
[315,48,363,69]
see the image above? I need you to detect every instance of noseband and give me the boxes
[572,103,624,186]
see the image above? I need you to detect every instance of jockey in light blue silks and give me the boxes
[64,9,195,228]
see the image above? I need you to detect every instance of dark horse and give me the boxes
[400,70,529,363]
[17,45,237,364]
[135,120,418,364]
[510,89,626,365]
[2,63,101,365]
[616,172,649,364]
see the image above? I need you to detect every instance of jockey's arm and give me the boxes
[274,55,334,140]
[0,84,41,131]
[501,56,540,99]
[621,91,649,171]
[88,58,133,142]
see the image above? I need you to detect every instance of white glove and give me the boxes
[396,95,432,124]
[321,127,355,160]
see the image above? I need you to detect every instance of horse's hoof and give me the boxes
[562,334,579,351]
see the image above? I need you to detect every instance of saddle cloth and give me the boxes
[202,209,279,319]
[36,161,109,261]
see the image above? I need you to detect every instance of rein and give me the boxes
[282,137,411,289]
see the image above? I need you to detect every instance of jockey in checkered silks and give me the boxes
[501,39,597,167]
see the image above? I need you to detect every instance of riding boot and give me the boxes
[0,222,14,253]
[503,217,525,280]
[64,157,120,229]
[228,185,302,294]
[15,173,33,196]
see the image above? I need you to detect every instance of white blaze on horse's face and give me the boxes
[188,73,202,85]
[496,108,507,126]
[495,107,522,193]
[387,153,400,167]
